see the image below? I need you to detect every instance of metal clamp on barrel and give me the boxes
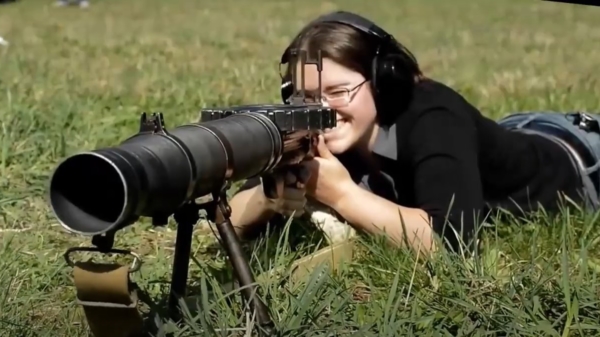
[64,245,144,337]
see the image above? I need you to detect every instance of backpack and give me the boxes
[498,111,600,210]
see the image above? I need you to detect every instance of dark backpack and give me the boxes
[498,111,600,210]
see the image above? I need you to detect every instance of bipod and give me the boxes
[168,183,276,336]
[63,184,276,337]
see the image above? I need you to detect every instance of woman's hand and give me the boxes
[304,135,356,209]
[262,167,310,217]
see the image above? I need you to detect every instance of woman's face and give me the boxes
[294,58,378,154]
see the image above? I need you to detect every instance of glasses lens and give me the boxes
[326,97,349,108]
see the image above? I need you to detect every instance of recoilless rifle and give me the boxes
[47,50,336,337]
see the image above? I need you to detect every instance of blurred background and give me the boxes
[1,0,599,336]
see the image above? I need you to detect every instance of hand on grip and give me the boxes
[262,164,311,217]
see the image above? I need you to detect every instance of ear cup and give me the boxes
[373,54,416,124]
[280,75,293,103]
[370,53,380,96]
[372,55,412,92]
[370,40,416,124]
[377,55,405,91]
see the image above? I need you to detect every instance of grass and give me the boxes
[1,0,600,335]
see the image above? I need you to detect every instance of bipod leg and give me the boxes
[212,189,276,336]
[168,202,201,323]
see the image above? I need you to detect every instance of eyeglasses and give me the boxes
[320,79,368,108]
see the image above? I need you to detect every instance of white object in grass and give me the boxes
[305,201,356,245]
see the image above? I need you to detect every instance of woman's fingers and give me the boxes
[282,186,305,201]
[279,199,307,217]
[284,170,298,186]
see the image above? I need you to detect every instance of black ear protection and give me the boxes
[279,11,420,123]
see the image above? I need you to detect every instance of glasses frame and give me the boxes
[321,79,368,108]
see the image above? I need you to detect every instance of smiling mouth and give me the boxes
[329,118,348,131]
[325,114,349,134]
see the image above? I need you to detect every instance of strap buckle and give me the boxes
[567,112,600,133]
[64,246,142,273]
[75,292,139,309]
[66,246,145,337]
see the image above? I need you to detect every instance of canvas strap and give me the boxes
[72,261,144,337]
[67,239,355,337]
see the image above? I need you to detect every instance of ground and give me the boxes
[1,0,600,336]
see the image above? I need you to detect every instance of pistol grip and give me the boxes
[262,174,279,200]
[261,164,309,200]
